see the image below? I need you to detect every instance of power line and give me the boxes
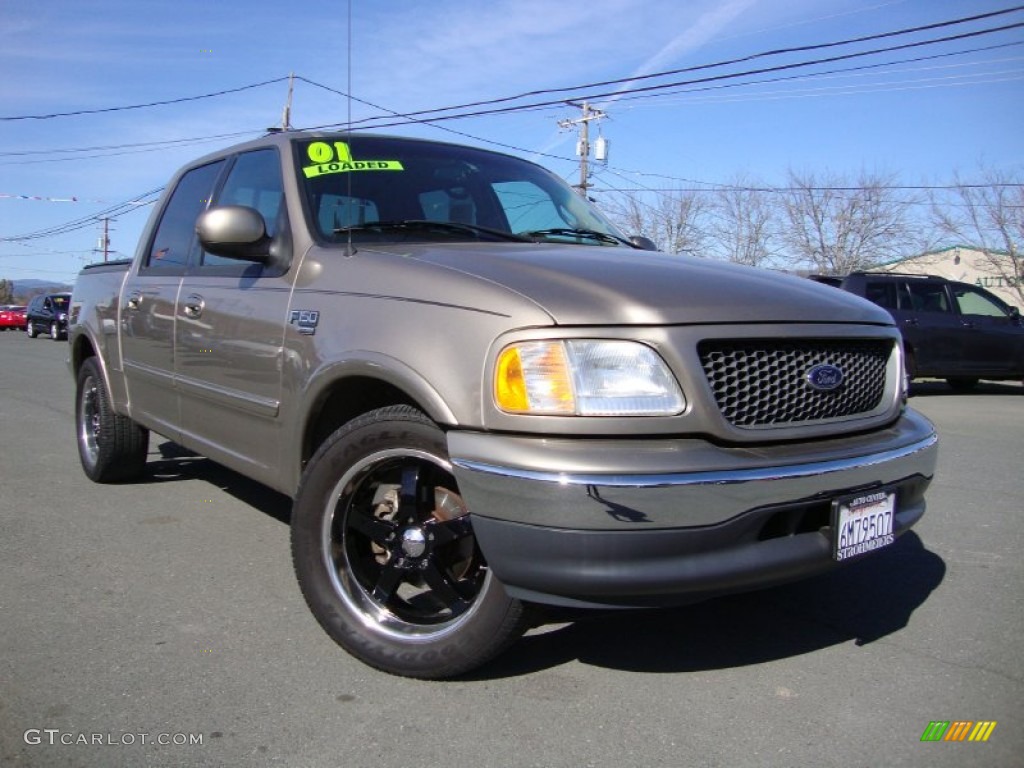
[302,21,1024,132]
[294,76,574,163]
[4,14,1020,165]
[612,40,1024,107]
[595,182,1024,193]
[306,6,1024,127]
[0,77,290,121]
[0,130,259,159]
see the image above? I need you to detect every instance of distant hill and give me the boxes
[12,279,74,302]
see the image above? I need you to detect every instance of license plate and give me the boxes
[833,490,896,561]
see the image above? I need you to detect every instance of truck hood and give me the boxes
[397,243,892,326]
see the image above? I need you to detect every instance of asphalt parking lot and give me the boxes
[0,332,1021,768]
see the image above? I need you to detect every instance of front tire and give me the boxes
[26,321,37,338]
[76,357,149,482]
[50,321,62,340]
[291,405,528,679]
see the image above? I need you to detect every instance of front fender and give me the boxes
[283,351,459,494]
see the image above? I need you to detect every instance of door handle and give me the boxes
[902,318,918,326]
[183,294,205,319]
[126,292,143,311]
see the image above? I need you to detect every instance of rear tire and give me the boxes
[291,405,528,679]
[76,357,149,482]
[26,321,37,338]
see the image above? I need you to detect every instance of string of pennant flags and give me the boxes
[1,193,110,203]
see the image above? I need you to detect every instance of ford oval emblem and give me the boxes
[806,363,844,392]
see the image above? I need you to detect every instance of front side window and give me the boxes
[144,161,225,272]
[952,284,1012,317]
[296,136,628,247]
[864,281,897,310]
[202,149,284,269]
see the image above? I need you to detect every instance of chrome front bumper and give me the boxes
[448,409,937,608]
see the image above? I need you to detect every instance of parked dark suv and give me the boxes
[26,292,71,340]
[829,273,1024,390]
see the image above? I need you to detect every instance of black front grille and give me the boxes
[698,339,891,427]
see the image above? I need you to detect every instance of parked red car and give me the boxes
[0,305,27,331]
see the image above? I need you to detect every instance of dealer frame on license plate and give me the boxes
[832,489,896,562]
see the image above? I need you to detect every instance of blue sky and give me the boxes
[1,0,1022,284]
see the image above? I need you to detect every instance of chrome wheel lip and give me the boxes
[320,447,488,641]
[78,376,100,468]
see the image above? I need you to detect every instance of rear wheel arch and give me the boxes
[71,334,98,378]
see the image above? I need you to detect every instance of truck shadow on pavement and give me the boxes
[471,532,945,679]
[142,441,293,526]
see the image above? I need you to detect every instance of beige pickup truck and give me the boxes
[69,131,938,678]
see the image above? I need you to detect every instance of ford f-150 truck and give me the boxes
[69,131,938,678]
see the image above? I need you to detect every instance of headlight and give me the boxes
[495,340,685,416]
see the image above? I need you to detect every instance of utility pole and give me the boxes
[95,217,112,262]
[558,101,607,196]
[281,72,295,131]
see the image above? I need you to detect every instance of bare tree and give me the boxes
[931,167,1023,304]
[780,169,920,274]
[0,279,14,305]
[708,175,780,268]
[599,189,709,256]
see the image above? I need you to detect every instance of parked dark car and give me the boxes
[0,305,27,331]
[25,293,71,340]
[833,272,1024,390]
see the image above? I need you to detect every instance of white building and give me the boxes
[876,246,1023,310]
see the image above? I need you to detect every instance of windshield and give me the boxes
[295,136,629,246]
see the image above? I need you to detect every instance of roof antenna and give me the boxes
[266,73,294,134]
[344,0,356,257]
[281,72,294,131]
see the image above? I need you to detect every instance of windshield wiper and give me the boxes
[334,220,528,242]
[522,227,634,247]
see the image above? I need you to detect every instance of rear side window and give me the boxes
[143,161,225,273]
[904,282,950,313]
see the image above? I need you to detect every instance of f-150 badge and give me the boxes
[289,310,320,335]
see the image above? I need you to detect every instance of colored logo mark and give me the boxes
[806,363,844,391]
[920,721,997,742]
[302,141,404,178]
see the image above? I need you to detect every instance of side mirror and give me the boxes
[629,235,658,251]
[196,206,271,262]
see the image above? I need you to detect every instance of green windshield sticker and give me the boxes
[303,141,404,178]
